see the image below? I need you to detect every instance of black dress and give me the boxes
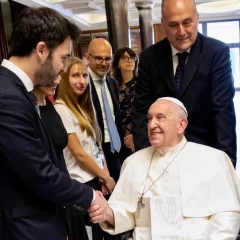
[119,77,137,160]
[39,98,68,171]
[41,99,103,240]
[39,99,89,240]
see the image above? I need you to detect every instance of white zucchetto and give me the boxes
[156,97,188,117]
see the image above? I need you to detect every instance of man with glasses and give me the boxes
[85,38,123,182]
[85,38,123,240]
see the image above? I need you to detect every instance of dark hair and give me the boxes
[8,7,81,57]
[112,47,138,85]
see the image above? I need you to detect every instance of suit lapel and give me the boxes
[89,76,104,138]
[106,77,117,116]
[156,39,177,95]
[89,76,101,110]
[179,35,203,98]
[1,66,59,166]
[89,76,102,117]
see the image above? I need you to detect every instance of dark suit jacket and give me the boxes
[89,75,123,145]
[89,75,124,181]
[0,66,93,240]
[132,33,237,166]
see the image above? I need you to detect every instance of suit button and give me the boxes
[78,207,84,212]
[74,205,84,212]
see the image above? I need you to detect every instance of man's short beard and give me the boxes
[34,56,58,87]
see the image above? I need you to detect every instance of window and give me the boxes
[199,20,240,164]
[198,23,203,34]
[207,21,239,44]
[230,48,240,88]
[200,20,240,89]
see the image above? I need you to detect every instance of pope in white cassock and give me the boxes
[89,97,240,240]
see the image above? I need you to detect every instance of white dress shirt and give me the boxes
[1,59,33,92]
[1,59,41,116]
[87,67,115,143]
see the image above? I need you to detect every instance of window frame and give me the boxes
[199,19,240,90]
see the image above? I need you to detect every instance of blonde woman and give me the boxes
[55,57,115,240]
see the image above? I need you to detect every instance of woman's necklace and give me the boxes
[136,141,187,219]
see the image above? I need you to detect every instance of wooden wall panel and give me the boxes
[154,23,166,43]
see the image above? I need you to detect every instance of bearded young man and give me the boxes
[89,97,240,240]
[0,7,106,240]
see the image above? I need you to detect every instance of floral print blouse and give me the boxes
[119,77,137,136]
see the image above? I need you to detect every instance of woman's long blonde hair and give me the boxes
[55,57,102,145]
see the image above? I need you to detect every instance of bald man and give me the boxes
[132,0,237,167]
[85,39,123,240]
[89,97,240,240]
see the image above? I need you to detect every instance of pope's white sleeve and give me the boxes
[203,212,240,240]
[100,206,135,235]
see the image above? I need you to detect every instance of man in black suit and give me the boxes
[85,38,123,183]
[0,7,106,240]
[85,38,123,240]
[132,0,237,166]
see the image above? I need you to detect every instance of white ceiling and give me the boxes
[12,0,240,31]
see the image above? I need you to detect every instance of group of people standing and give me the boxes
[0,0,239,240]
[33,40,136,240]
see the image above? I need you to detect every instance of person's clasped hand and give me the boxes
[89,191,109,223]
[103,175,115,193]
[124,134,135,153]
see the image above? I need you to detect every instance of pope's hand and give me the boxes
[89,191,108,223]
[88,191,114,225]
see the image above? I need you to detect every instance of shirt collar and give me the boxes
[157,137,187,156]
[1,59,34,92]
[171,45,191,58]
[87,66,106,82]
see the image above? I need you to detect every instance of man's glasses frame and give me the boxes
[88,53,113,64]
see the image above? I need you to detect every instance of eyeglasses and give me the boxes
[88,53,113,64]
[121,56,137,62]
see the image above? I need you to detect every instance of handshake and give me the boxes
[88,191,115,227]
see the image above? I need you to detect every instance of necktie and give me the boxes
[100,79,121,153]
[174,52,188,91]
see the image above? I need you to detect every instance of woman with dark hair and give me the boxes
[113,47,138,160]
[33,75,68,175]
[54,57,115,240]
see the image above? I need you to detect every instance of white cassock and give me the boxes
[101,137,240,240]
